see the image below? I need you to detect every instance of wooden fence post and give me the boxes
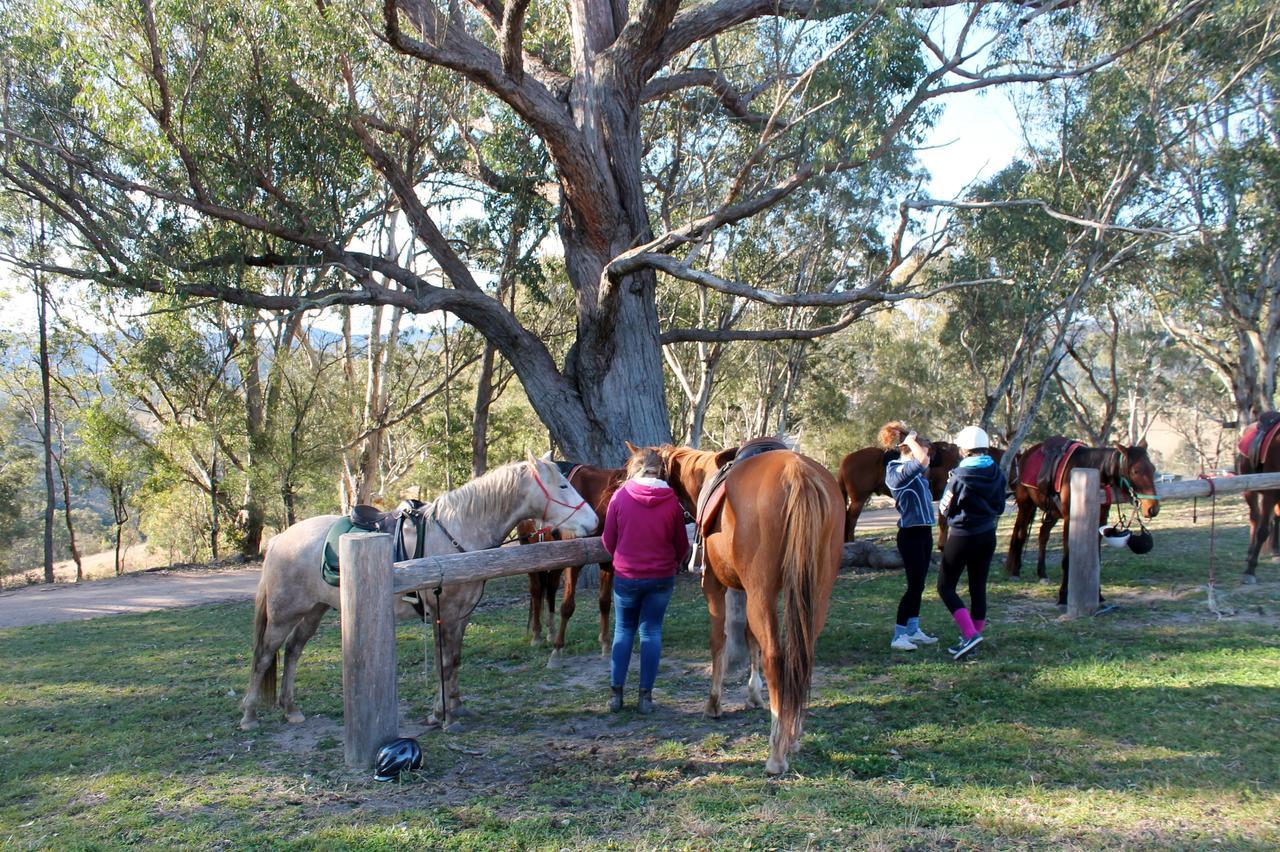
[724,589,749,674]
[1067,468,1101,618]
[340,532,398,770]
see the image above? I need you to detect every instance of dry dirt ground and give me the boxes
[0,565,261,629]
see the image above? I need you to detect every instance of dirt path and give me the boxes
[0,566,261,629]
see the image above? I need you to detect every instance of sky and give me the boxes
[0,82,1023,336]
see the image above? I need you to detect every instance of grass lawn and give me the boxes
[2,503,1278,849]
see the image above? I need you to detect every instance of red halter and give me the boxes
[526,461,589,536]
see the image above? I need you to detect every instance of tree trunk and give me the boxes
[37,271,55,583]
[238,313,267,556]
[472,342,497,478]
[209,447,220,560]
[54,446,82,582]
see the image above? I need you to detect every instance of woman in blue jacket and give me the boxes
[880,422,940,652]
[937,426,1007,659]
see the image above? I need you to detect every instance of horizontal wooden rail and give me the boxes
[391,536,610,594]
[1154,472,1280,500]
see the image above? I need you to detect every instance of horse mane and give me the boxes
[437,460,528,519]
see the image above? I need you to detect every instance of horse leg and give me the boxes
[844,497,866,542]
[702,570,728,719]
[598,568,614,658]
[429,617,469,731]
[278,603,328,724]
[528,572,544,646]
[1037,513,1058,584]
[1244,491,1267,583]
[548,565,581,668]
[238,610,298,731]
[1057,513,1070,606]
[1004,501,1034,579]
[745,628,766,710]
[742,587,788,775]
[1270,502,1280,560]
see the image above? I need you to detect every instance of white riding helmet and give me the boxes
[954,426,990,451]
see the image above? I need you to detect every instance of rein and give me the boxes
[526,461,589,532]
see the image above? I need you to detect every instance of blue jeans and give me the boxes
[610,576,675,691]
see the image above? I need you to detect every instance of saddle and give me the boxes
[322,499,428,588]
[1237,411,1280,472]
[1018,437,1085,495]
[694,437,790,537]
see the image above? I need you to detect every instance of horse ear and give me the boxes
[624,440,640,455]
[1137,437,1149,449]
[526,449,541,468]
[714,447,738,467]
[540,450,554,461]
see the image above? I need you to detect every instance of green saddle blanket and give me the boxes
[322,516,378,587]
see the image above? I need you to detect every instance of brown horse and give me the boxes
[837,440,966,545]
[520,463,625,664]
[653,442,843,775]
[1238,430,1280,584]
[1004,439,1160,605]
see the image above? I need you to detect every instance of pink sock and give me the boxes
[974,619,985,634]
[952,608,978,639]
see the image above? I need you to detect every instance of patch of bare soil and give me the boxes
[266,651,782,820]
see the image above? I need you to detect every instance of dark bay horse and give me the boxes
[239,456,597,731]
[1004,439,1160,604]
[654,442,843,775]
[520,463,625,664]
[837,440,966,545]
[1238,425,1280,584]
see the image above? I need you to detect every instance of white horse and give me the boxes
[238,454,597,731]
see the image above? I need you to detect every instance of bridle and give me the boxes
[1105,448,1160,512]
[522,461,590,540]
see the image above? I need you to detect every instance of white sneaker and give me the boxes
[906,629,938,645]
[890,635,918,651]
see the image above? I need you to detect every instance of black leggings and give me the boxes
[895,526,933,625]
[937,529,996,620]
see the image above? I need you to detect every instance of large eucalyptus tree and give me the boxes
[1,0,1197,462]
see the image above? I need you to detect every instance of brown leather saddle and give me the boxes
[694,437,790,536]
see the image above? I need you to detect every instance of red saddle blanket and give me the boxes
[1238,413,1280,471]
[1018,438,1085,494]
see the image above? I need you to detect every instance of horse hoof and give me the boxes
[451,706,471,718]
[704,699,722,719]
[1038,578,1052,585]
[599,644,609,659]
[1007,574,1022,582]
[238,717,259,732]
[284,710,305,725]
[789,739,802,754]
[530,636,544,648]
[546,651,563,669]
[764,756,789,776]
[1242,573,1259,585]
[443,719,465,733]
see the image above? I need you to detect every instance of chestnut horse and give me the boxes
[1238,430,1280,584]
[238,455,597,731]
[1004,440,1160,604]
[520,463,625,664]
[653,443,843,775]
[837,440,968,545]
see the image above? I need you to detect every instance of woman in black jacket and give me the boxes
[937,426,1007,659]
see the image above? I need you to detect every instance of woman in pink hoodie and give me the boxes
[602,446,690,713]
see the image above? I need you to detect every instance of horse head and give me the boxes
[1114,441,1160,519]
[524,452,599,537]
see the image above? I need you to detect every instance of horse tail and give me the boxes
[250,576,277,706]
[777,460,835,744]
